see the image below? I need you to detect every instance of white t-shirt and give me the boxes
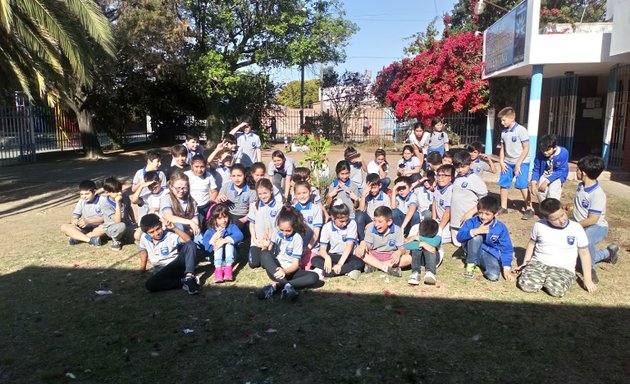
[397,156,422,174]
[530,219,589,273]
[184,170,217,206]
[367,160,388,177]
[139,230,181,273]
[409,131,430,152]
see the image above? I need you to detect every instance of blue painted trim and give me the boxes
[603,65,617,169]
[530,65,544,101]
[485,128,494,155]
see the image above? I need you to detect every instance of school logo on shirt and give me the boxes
[307,216,313,224]
[580,199,589,209]
[461,182,468,188]
[251,142,257,148]
[440,133,444,139]
[270,210,277,218]
[342,234,347,241]
[286,247,293,255]
[439,199,444,207]
[490,234,499,243]
[243,197,250,204]
[95,206,102,215]
[160,247,169,256]
[388,239,396,247]
[567,236,575,246]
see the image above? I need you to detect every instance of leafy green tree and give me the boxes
[277,80,320,108]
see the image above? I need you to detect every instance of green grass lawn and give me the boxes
[0,148,629,383]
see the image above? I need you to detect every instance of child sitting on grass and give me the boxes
[203,204,243,283]
[99,177,135,251]
[61,180,105,246]
[457,196,513,282]
[406,218,441,286]
[139,214,201,295]
[515,198,597,297]
[355,206,409,277]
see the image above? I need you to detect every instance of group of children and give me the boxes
[62,107,620,299]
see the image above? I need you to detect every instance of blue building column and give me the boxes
[485,108,495,155]
[602,65,617,169]
[527,65,544,164]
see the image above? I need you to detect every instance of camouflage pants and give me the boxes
[518,260,574,297]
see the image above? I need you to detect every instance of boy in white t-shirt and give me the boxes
[515,198,597,297]
[367,148,390,191]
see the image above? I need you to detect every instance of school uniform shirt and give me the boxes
[140,230,181,273]
[72,194,103,219]
[326,179,359,219]
[248,198,282,240]
[456,216,514,268]
[271,231,304,269]
[471,158,491,177]
[218,182,256,217]
[365,190,391,219]
[137,188,169,219]
[236,132,261,167]
[433,183,453,222]
[201,223,244,253]
[450,171,488,229]
[529,218,589,273]
[211,165,231,189]
[164,164,190,181]
[364,223,403,252]
[319,220,358,254]
[294,201,323,231]
[500,123,529,165]
[427,131,449,152]
[414,185,433,213]
[367,160,388,178]
[573,181,607,227]
[99,195,133,227]
[397,156,421,174]
[132,167,167,192]
[395,192,418,215]
[184,170,217,206]
[159,193,199,220]
[531,146,569,185]
[349,161,365,190]
[267,157,295,178]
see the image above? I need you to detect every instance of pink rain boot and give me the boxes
[223,265,234,281]
[214,266,224,283]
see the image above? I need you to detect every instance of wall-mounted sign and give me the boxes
[484,0,528,75]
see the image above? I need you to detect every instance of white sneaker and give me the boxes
[407,271,420,285]
[346,270,361,280]
[312,268,325,281]
[424,271,436,285]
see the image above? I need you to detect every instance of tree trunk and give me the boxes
[64,91,103,159]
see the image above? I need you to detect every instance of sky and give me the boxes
[268,0,459,84]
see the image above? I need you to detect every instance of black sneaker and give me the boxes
[280,285,299,301]
[590,268,599,284]
[256,284,275,300]
[606,243,619,265]
[68,237,79,246]
[182,275,200,295]
[521,209,535,220]
[89,237,102,247]
[364,265,378,273]
[496,208,509,216]
[110,240,122,251]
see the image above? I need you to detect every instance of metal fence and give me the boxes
[0,104,152,166]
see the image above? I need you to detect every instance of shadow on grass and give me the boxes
[1,265,628,384]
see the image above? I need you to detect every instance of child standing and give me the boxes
[202,204,244,283]
[139,214,201,294]
[325,160,360,220]
[397,145,422,183]
[185,155,218,228]
[457,196,514,281]
[61,180,105,246]
[406,219,441,285]
[467,142,496,177]
[425,117,449,156]
[572,155,619,282]
[366,148,390,191]
[293,181,324,269]
[217,164,256,228]
[165,144,190,181]
[530,134,569,207]
[355,206,409,277]
[311,200,364,279]
[234,122,261,167]
[450,151,488,247]
[408,122,429,164]
[515,198,597,297]
[267,150,295,200]
[247,179,282,268]
[433,164,454,244]
[99,177,135,251]
[497,106,533,219]
[344,147,367,195]
[256,207,320,301]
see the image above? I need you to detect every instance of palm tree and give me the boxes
[0,0,114,157]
